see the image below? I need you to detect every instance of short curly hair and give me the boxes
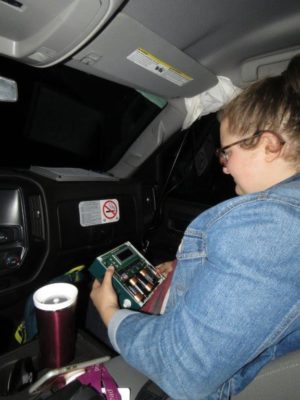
[219,54,300,166]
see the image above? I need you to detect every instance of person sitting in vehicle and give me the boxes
[90,53,300,400]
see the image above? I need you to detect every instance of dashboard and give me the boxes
[0,169,148,308]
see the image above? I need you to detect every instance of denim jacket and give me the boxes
[108,173,300,400]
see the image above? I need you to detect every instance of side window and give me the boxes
[140,114,236,264]
[159,114,236,206]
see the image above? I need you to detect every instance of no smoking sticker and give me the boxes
[79,199,120,226]
[102,200,119,222]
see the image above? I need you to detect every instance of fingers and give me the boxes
[92,279,101,289]
[90,265,119,326]
[102,266,114,287]
[92,266,114,290]
[156,261,174,275]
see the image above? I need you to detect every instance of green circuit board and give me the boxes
[89,241,165,310]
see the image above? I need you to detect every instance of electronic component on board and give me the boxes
[89,241,165,310]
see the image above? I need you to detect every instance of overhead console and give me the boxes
[0,0,125,66]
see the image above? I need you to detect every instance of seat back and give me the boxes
[233,349,300,400]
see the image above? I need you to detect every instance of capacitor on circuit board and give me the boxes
[137,274,154,292]
[129,276,147,296]
[126,282,146,302]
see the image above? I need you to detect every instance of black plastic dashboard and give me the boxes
[0,169,146,308]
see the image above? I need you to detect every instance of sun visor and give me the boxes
[0,0,125,66]
[182,76,242,129]
[67,13,218,99]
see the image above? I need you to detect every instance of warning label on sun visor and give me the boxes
[79,199,120,226]
[127,48,193,86]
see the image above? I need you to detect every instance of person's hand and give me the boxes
[90,266,120,327]
[155,260,175,278]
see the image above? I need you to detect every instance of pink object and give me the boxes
[78,364,121,400]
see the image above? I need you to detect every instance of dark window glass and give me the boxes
[157,114,236,206]
[0,56,162,170]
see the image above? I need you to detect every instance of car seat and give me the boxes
[232,348,300,400]
[103,349,300,399]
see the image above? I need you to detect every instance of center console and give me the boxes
[0,331,112,399]
[0,330,165,400]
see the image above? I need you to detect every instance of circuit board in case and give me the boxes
[89,241,165,310]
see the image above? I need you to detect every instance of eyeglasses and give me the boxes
[215,130,285,166]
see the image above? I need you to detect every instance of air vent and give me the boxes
[29,195,45,240]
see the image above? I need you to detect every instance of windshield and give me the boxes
[0,56,163,171]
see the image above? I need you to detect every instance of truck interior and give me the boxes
[0,1,300,399]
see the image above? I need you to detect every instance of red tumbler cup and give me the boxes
[33,283,78,369]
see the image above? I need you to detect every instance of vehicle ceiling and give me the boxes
[0,0,299,99]
[124,0,300,87]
